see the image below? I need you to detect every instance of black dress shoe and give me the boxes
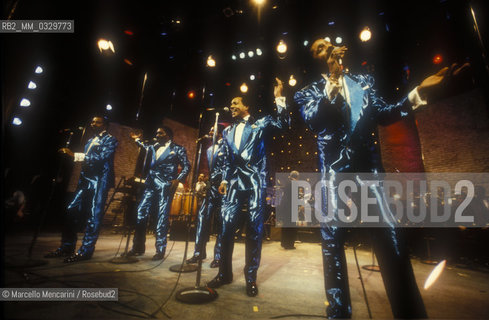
[126,249,144,257]
[63,253,91,263]
[246,282,258,297]
[152,253,164,261]
[207,275,232,288]
[209,259,220,268]
[44,248,74,258]
[186,255,202,264]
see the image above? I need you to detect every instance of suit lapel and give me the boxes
[344,75,365,133]
[239,122,252,153]
[157,142,172,162]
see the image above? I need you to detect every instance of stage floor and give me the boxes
[3,232,489,319]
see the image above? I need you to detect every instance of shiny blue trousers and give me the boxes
[320,177,427,318]
[132,185,172,255]
[193,187,222,260]
[218,189,265,283]
[60,182,109,257]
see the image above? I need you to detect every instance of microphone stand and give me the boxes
[175,112,220,303]
[168,111,205,274]
[6,131,75,268]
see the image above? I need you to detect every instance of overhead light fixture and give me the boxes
[207,55,216,67]
[359,27,372,42]
[276,40,287,54]
[248,51,254,58]
[34,66,43,74]
[231,54,237,60]
[12,117,22,126]
[253,0,266,6]
[240,83,248,93]
[27,81,37,89]
[256,48,263,56]
[106,104,113,111]
[98,39,115,53]
[324,36,331,43]
[303,40,309,46]
[250,74,256,80]
[288,75,297,87]
[239,52,246,59]
[335,37,343,44]
[20,98,31,107]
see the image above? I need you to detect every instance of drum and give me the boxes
[181,192,198,216]
[170,192,183,216]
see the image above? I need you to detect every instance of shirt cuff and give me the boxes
[408,86,427,110]
[275,97,286,109]
[221,181,228,185]
[74,153,85,162]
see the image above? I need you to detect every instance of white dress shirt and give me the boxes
[74,130,106,162]
[155,140,171,160]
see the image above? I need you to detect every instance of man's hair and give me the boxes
[231,95,255,114]
[159,125,174,140]
[92,114,109,126]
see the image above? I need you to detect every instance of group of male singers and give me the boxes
[44,37,468,317]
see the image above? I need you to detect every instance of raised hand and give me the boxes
[274,77,284,98]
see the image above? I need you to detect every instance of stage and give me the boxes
[3,231,489,319]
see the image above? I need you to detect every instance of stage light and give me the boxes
[207,55,216,67]
[250,74,256,80]
[240,83,248,93]
[27,81,37,89]
[34,66,43,74]
[433,54,443,64]
[276,40,287,54]
[188,91,196,99]
[106,104,113,111]
[239,52,246,59]
[324,36,331,43]
[303,40,309,46]
[424,260,446,290]
[335,37,343,44]
[231,54,237,60]
[288,75,297,87]
[124,59,133,66]
[256,48,263,56]
[248,51,254,58]
[124,30,134,36]
[253,0,266,6]
[20,98,31,107]
[12,117,22,126]
[98,39,115,53]
[360,27,372,42]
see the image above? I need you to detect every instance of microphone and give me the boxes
[206,107,230,112]
[196,135,210,143]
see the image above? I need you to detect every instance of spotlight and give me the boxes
[256,48,263,56]
[188,91,196,99]
[106,104,113,111]
[239,52,245,59]
[250,74,256,80]
[98,39,115,53]
[231,54,237,60]
[12,117,22,126]
[248,51,254,58]
[34,66,43,74]
[253,0,266,6]
[27,81,37,89]
[335,37,343,44]
[20,98,31,107]
[240,83,248,93]
[433,54,443,64]
[303,40,309,46]
[288,75,297,87]
[359,27,372,42]
[276,40,287,54]
[207,55,216,67]
[324,36,331,43]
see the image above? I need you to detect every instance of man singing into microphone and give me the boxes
[294,38,468,318]
[207,78,289,297]
[127,126,191,260]
[45,115,118,263]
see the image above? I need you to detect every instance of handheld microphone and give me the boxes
[206,107,230,112]
[196,135,210,143]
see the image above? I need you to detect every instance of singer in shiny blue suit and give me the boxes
[207,78,289,297]
[187,127,226,267]
[294,39,459,318]
[45,116,118,263]
[128,126,190,261]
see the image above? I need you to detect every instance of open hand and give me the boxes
[418,62,471,100]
